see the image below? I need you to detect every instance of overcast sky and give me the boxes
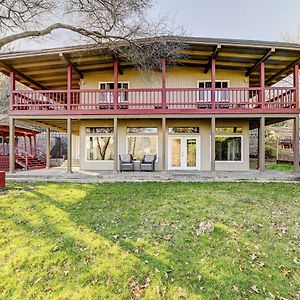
[15,0,300,50]
[154,0,300,41]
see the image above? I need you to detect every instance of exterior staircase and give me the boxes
[15,147,46,170]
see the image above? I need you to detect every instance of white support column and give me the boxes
[161,117,166,171]
[67,118,72,173]
[211,117,216,171]
[293,115,299,173]
[9,117,15,173]
[114,117,118,172]
[46,128,51,169]
[259,116,265,171]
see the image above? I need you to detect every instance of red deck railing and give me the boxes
[10,87,298,115]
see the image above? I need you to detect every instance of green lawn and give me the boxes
[0,183,299,299]
[266,162,294,172]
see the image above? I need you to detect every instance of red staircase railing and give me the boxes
[15,146,46,170]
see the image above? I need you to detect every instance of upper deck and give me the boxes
[10,86,298,115]
[1,36,300,116]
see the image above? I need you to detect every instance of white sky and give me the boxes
[11,0,300,51]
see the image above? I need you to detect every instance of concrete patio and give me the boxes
[5,167,300,183]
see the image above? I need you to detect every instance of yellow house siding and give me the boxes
[78,118,250,171]
[80,66,249,90]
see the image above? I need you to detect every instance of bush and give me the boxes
[265,144,276,159]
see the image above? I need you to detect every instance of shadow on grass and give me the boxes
[1,182,299,299]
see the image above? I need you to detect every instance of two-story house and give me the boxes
[0,36,299,173]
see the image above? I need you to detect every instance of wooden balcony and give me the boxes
[10,86,298,115]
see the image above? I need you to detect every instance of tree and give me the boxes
[0,0,185,69]
[281,26,300,44]
[279,27,300,86]
[0,74,9,113]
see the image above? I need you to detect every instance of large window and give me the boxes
[215,136,242,161]
[99,82,129,103]
[86,136,114,161]
[198,80,229,102]
[127,136,158,160]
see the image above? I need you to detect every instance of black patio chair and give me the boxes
[140,154,157,172]
[119,154,134,172]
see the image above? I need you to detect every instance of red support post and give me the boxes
[15,137,18,156]
[260,62,265,108]
[211,59,216,109]
[23,135,27,153]
[29,136,33,155]
[67,65,73,111]
[293,64,299,109]
[1,136,4,155]
[33,134,37,158]
[10,72,16,111]
[162,57,167,110]
[113,59,119,111]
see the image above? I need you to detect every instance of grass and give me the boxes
[266,162,294,172]
[0,182,299,299]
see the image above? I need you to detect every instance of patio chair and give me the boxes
[140,154,157,172]
[119,154,134,172]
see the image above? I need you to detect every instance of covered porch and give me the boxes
[8,114,300,174]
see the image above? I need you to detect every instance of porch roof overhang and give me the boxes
[0,126,39,136]
[0,114,41,136]
[0,36,300,90]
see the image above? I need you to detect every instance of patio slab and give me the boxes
[5,167,300,183]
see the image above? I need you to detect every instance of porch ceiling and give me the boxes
[20,119,80,134]
[0,36,300,90]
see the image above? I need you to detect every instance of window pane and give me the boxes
[169,127,199,134]
[127,136,157,160]
[127,127,157,134]
[86,127,114,134]
[222,82,228,88]
[171,138,181,167]
[187,138,197,167]
[215,137,242,161]
[216,127,242,134]
[86,136,114,160]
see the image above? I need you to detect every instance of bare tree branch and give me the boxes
[0,0,187,71]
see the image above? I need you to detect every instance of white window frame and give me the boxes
[126,135,158,161]
[98,81,130,90]
[197,80,230,103]
[197,80,230,88]
[214,134,243,163]
[85,131,115,162]
[168,135,201,171]
[168,127,200,135]
[98,81,130,104]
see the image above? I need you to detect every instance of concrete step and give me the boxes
[60,159,80,168]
